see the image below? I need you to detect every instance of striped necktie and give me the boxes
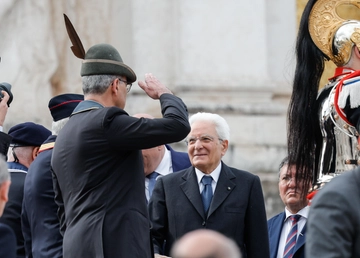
[283,214,301,258]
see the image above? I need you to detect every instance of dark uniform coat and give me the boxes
[0,162,27,258]
[149,162,270,258]
[22,135,62,258]
[0,222,16,258]
[51,94,190,258]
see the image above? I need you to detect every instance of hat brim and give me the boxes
[81,59,136,83]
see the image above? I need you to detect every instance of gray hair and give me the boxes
[0,156,10,185]
[82,75,118,95]
[189,112,230,141]
[51,117,70,135]
[278,156,289,178]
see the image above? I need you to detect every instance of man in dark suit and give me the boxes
[51,43,190,258]
[133,113,191,201]
[306,167,360,257]
[0,123,51,258]
[149,112,269,258]
[21,93,83,258]
[0,155,16,258]
[267,157,310,258]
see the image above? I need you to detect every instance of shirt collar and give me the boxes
[195,162,222,184]
[7,161,28,171]
[71,100,104,115]
[284,205,309,221]
[154,147,172,176]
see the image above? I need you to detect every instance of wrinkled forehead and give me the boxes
[189,120,216,135]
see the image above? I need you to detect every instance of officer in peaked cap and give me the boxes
[22,93,83,258]
[51,37,190,256]
[0,122,51,257]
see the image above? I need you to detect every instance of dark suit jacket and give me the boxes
[0,222,16,258]
[0,162,27,258]
[306,168,360,257]
[51,94,190,258]
[22,135,62,258]
[165,145,191,172]
[268,212,306,258]
[149,162,270,258]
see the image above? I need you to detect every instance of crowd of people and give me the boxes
[1,0,360,257]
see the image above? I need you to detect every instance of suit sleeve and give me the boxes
[148,177,167,255]
[21,200,32,258]
[104,94,191,150]
[51,168,66,235]
[244,175,270,258]
[306,184,354,258]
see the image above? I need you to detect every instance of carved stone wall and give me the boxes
[0,0,298,218]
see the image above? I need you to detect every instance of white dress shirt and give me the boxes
[195,162,222,194]
[145,148,173,201]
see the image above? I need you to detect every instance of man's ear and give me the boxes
[0,181,11,202]
[221,139,229,156]
[32,146,40,160]
[111,79,119,95]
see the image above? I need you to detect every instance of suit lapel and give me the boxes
[180,167,206,219]
[207,163,236,218]
[294,222,306,252]
[268,213,286,258]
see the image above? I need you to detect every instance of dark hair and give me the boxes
[287,0,323,194]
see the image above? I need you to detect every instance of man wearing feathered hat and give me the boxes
[51,15,190,258]
[288,0,360,256]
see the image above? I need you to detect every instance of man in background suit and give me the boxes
[149,112,269,258]
[0,155,16,258]
[0,122,51,257]
[133,113,191,201]
[21,93,83,258]
[267,157,310,258]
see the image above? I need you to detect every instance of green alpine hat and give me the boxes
[80,43,136,83]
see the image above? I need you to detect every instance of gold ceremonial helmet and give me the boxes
[309,0,360,66]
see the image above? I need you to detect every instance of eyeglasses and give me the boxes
[185,135,223,145]
[280,175,306,185]
[118,78,132,93]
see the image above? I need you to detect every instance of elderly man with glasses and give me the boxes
[149,112,269,258]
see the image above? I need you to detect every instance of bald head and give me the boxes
[133,113,165,176]
[171,229,241,258]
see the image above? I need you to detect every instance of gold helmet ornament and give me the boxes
[308,0,360,66]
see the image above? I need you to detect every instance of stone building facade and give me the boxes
[0,0,298,218]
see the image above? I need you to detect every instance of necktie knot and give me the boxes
[147,171,159,180]
[201,175,213,185]
[290,214,301,224]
